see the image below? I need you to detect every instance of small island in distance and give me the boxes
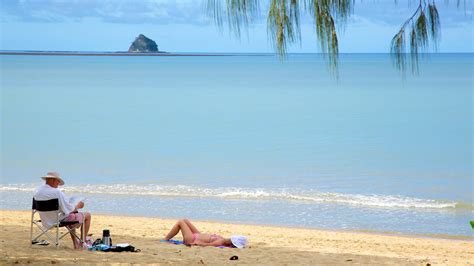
[128,34,160,53]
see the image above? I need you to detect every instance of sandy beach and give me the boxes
[0,210,472,265]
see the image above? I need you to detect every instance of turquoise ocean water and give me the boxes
[1,54,473,238]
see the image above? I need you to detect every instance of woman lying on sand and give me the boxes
[164,219,247,248]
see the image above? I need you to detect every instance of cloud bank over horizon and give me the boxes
[1,0,209,24]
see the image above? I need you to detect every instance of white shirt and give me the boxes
[34,184,75,228]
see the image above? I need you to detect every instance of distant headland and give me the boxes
[0,51,236,56]
[0,34,274,56]
[0,51,271,57]
[0,34,238,57]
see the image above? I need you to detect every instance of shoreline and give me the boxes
[1,184,472,239]
[1,210,473,265]
[2,204,472,241]
[1,186,472,241]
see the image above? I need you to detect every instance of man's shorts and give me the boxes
[63,212,84,229]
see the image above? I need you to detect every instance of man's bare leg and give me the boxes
[69,229,80,249]
[80,213,92,240]
[83,212,91,236]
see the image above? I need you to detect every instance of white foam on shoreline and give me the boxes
[0,183,465,210]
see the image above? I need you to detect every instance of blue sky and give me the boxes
[0,0,472,53]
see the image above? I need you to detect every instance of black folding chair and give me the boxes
[30,198,85,248]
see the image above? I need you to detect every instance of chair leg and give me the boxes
[30,211,34,247]
[82,215,86,246]
[56,225,59,249]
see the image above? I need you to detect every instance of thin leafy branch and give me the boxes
[207,0,260,38]
[391,0,440,74]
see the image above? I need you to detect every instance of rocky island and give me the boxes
[128,34,159,53]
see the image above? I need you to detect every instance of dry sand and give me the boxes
[1,210,472,265]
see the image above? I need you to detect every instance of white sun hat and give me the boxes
[230,235,247,248]
[41,172,65,186]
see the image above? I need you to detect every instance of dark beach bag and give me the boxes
[103,244,141,253]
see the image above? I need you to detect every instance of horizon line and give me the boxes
[1,50,473,56]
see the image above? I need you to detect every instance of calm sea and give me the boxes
[1,54,472,238]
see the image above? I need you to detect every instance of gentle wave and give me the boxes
[0,183,467,210]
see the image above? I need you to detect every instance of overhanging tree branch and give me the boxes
[207,0,443,77]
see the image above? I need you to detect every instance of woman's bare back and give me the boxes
[193,233,222,244]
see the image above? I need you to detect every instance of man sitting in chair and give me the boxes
[34,172,92,249]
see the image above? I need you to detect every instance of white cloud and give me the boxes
[3,0,208,24]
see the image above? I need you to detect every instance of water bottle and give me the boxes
[102,229,112,246]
